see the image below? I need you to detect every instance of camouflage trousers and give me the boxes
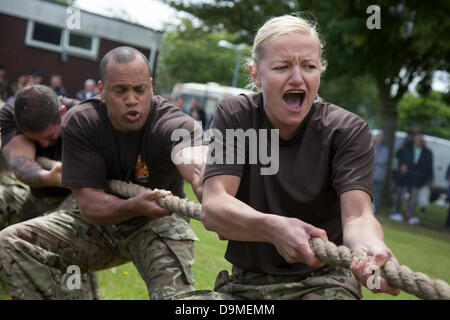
[0,209,197,300]
[0,171,40,229]
[0,171,79,228]
[0,171,99,299]
[173,264,363,300]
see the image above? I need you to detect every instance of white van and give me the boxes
[171,82,255,126]
[373,129,450,197]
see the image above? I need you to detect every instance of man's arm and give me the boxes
[341,189,400,295]
[202,175,327,267]
[173,145,208,202]
[71,187,172,225]
[2,135,61,187]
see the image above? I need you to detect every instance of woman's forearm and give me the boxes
[343,211,385,252]
[202,191,277,243]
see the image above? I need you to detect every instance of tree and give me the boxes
[397,91,450,140]
[319,73,381,126]
[163,0,450,205]
[162,0,301,44]
[155,19,252,94]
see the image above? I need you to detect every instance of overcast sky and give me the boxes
[75,0,178,31]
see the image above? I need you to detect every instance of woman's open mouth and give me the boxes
[283,91,305,112]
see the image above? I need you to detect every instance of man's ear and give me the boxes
[98,81,104,100]
[150,77,154,94]
[60,105,67,118]
[249,64,261,88]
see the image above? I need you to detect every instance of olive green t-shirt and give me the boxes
[61,96,198,200]
[0,96,79,199]
[204,92,374,276]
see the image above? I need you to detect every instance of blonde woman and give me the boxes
[185,14,400,300]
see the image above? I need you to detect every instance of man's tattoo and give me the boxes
[10,156,43,186]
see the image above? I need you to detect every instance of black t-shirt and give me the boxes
[61,96,198,202]
[204,93,374,276]
[0,97,78,199]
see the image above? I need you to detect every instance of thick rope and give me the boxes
[36,157,202,221]
[107,179,202,221]
[309,238,450,300]
[36,157,450,300]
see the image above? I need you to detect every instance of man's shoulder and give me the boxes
[151,95,194,123]
[63,97,105,129]
[0,101,14,120]
[152,95,178,113]
[58,96,80,110]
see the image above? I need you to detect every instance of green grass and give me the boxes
[0,184,448,300]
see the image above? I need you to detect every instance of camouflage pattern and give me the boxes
[0,170,76,228]
[0,171,31,229]
[0,172,100,299]
[0,209,197,300]
[172,264,363,300]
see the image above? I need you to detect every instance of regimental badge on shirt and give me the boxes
[135,155,150,183]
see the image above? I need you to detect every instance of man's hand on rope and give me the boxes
[131,188,173,219]
[350,241,401,296]
[272,216,329,268]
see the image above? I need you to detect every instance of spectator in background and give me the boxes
[411,124,421,136]
[405,133,433,225]
[445,163,450,229]
[0,65,6,81]
[205,114,214,130]
[30,70,43,85]
[49,74,67,97]
[389,130,416,222]
[373,132,389,214]
[0,85,7,107]
[0,65,9,103]
[10,72,28,97]
[75,78,97,100]
[0,91,5,108]
[175,96,185,112]
[189,98,206,129]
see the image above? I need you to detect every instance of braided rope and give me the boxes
[107,180,202,221]
[36,157,450,300]
[309,238,450,300]
[35,157,202,221]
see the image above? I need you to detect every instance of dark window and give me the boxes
[32,22,62,45]
[69,33,92,50]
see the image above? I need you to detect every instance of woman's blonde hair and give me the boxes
[248,13,327,75]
